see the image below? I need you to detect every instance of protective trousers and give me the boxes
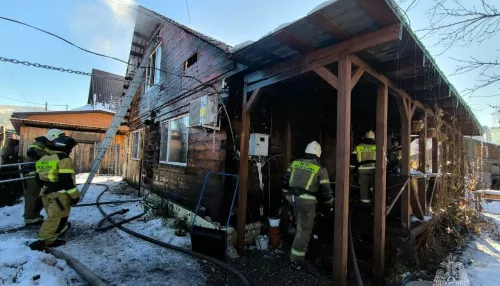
[39,192,72,245]
[23,177,43,224]
[359,169,375,203]
[289,197,317,261]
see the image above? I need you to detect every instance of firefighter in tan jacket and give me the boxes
[282,141,334,262]
[29,135,79,251]
[24,129,64,226]
[350,131,377,204]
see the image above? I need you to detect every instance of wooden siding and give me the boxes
[125,20,236,223]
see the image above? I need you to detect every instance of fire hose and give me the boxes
[94,184,250,286]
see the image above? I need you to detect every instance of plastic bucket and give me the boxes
[268,217,280,227]
[255,235,269,250]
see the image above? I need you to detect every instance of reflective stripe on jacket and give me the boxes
[351,143,376,169]
[282,157,333,204]
[36,151,79,199]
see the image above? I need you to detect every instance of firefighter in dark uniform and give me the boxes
[282,141,334,262]
[24,129,64,226]
[350,131,376,205]
[29,135,79,250]
[387,136,402,174]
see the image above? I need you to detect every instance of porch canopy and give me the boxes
[229,0,481,285]
[231,0,481,136]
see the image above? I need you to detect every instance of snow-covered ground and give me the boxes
[461,200,500,286]
[0,176,205,285]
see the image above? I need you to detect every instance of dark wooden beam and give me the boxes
[237,83,251,255]
[419,114,428,213]
[130,51,143,58]
[246,88,262,114]
[131,42,144,49]
[274,30,314,53]
[351,68,365,90]
[133,31,148,40]
[356,0,399,27]
[432,138,439,173]
[333,54,351,286]
[314,67,338,90]
[284,118,291,167]
[308,12,351,40]
[442,135,448,174]
[410,178,425,219]
[245,23,400,91]
[374,82,388,285]
[397,97,412,229]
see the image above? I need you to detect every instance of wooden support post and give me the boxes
[333,54,351,286]
[459,133,466,178]
[398,97,412,229]
[374,82,388,285]
[237,83,251,255]
[284,118,292,167]
[442,135,448,174]
[419,114,427,212]
[432,138,438,173]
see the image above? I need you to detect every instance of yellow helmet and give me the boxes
[364,130,375,140]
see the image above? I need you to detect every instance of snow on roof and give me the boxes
[71,103,115,113]
[231,0,337,52]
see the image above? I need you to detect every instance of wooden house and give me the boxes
[123,2,482,284]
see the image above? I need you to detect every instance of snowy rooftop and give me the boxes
[71,103,115,113]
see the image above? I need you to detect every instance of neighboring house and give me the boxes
[10,107,128,175]
[87,69,125,112]
[0,126,17,150]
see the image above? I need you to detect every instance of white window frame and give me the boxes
[159,114,189,166]
[131,129,142,161]
[145,43,162,92]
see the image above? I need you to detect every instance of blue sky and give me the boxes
[0,0,497,126]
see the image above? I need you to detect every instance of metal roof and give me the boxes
[230,0,482,136]
[87,69,124,112]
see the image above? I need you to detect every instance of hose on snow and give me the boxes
[94,184,250,286]
[95,208,146,232]
[47,248,107,286]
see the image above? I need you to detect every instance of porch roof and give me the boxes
[230,0,482,136]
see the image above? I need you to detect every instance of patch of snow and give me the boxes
[232,40,255,52]
[71,102,115,113]
[75,173,123,184]
[307,0,337,15]
[411,214,433,223]
[0,237,84,285]
[462,235,500,286]
[272,22,293,33]
[0,200,25,230]
[0,177,205,285]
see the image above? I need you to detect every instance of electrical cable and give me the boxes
[94,184,250,286]
[2,62,32,103]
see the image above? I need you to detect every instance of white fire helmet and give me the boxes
[305,141,322,158]
[364,130,375,140]
[44,129,64,141]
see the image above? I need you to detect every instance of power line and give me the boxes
[0,95,44,106]
[2,62,32,102]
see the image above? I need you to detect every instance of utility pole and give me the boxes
[45,102,48,111]
[66,105,68,111]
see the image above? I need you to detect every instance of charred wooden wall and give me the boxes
[125,20,236,223]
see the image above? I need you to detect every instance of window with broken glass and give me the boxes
[145,44,162,92]
[159,115,189,166]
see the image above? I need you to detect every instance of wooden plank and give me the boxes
[419,114,427,213]
[246,88,262,114]
[410,178,425,219]
[245,24,400,91]
[432,138,439,173]
[333,54,351,286]
[374,81,388,285]
[442,134,448,174]
[274,30,314,53]
[237,84,250,256]
[350,68,364,90]
[397,97,411,229]
[284,118,291,167]
[308,12,351,40]
[314,67,338,89]
[386,177,410,216]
